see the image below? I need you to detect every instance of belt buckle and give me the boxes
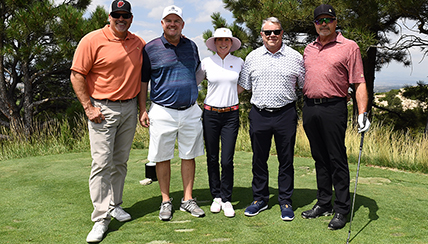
[264,108,274,112]
[314,98,323,105]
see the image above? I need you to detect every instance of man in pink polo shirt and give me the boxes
[70,0,145,242]
[301,4,371,230]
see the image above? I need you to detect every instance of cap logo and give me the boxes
[170,7,178,12]
[117,1,124,8]
[329,9,332,13]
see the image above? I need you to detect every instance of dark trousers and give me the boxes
[249,103,297,205]
[302,99,350,214]
[203,109,239,202]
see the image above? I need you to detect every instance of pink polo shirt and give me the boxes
[303,32,365,99]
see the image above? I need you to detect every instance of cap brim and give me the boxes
[162,13,183,20]
[314,12,335,20]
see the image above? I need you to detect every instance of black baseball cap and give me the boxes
[110,0,132,14]
[314,4,336,20]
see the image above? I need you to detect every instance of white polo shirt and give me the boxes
[201,53,244,107]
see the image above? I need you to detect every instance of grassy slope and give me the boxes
[1,149,428,243]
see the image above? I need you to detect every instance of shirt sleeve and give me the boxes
[195,63,205,85]
[238,55,252,90]
[141,47,151,83]
[348,47,366,84]
[296,55,305,89]
[70,36,94,76]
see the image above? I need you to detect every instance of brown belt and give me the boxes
[204,104,239,113]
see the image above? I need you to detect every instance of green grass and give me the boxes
[1,149,428,243]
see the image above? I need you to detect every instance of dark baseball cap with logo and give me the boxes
[110,0,132,14]
[314,4,336,20]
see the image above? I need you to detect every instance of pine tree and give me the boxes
[0,0,108,136]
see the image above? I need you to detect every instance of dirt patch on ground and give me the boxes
[352,177,391,185]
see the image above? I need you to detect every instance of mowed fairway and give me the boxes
[1,149,428,243]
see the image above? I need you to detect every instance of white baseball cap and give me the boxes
[162,5,183,20]
[205,28,241,52]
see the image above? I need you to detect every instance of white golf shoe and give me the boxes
[210,198,222,213]
[110,206,131,222]
[86,222,108,243]
[222,201,235,217]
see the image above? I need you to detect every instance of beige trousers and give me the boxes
[88,98,137,222]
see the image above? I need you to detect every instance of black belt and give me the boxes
[154,102,194,110]
[254,102,295,113]
[304,96,346,105]
[92,97,135,103]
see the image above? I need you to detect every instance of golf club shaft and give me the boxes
[346,131,365,244]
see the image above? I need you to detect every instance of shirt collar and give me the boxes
[102,25,133,41]
[314,31,344,46]
[262,42,285,55]
[161,34,186,47]
[214,52,231,60]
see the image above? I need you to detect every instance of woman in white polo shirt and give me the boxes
[201,28,243,218]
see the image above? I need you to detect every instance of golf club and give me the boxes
[346,119,366,244]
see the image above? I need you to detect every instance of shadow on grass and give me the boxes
[107,186,378,239]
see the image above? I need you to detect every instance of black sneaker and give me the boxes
[328,213,347,230]
[301,204,333,219]
[244,200,268,217]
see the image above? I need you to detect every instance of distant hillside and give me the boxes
[374,87,427,111]
[374,85,404,93]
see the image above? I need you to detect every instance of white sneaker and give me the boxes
[110,206,131,222]
[222,201,235,217]
[210,198,222,213]
[86,222,108,242]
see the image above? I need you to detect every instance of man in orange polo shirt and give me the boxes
[70,0,145,242]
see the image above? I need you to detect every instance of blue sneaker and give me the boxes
[280,204,294,221]
[244,200,268,217]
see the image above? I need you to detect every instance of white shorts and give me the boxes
[147,103,204,162]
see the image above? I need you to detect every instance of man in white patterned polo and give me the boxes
[238,17,305,221]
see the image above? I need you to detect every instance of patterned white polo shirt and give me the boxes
[238,43,305,109]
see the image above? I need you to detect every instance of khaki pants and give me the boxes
[88,98,137,222]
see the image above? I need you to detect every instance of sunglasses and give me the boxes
[313,17,336,25]
[111,12,133,19]
[262,29,282,36]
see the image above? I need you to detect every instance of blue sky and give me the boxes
[80,0,427,87]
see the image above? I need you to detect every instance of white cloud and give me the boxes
[134,29,160,43]
[132,20,159,29]
[86,0,110,13]
[131,0,167,9]
[191,34,212,60]
[147,5,167,20]
[193,0,225,23]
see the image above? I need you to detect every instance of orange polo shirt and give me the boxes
[71,25,146,101]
